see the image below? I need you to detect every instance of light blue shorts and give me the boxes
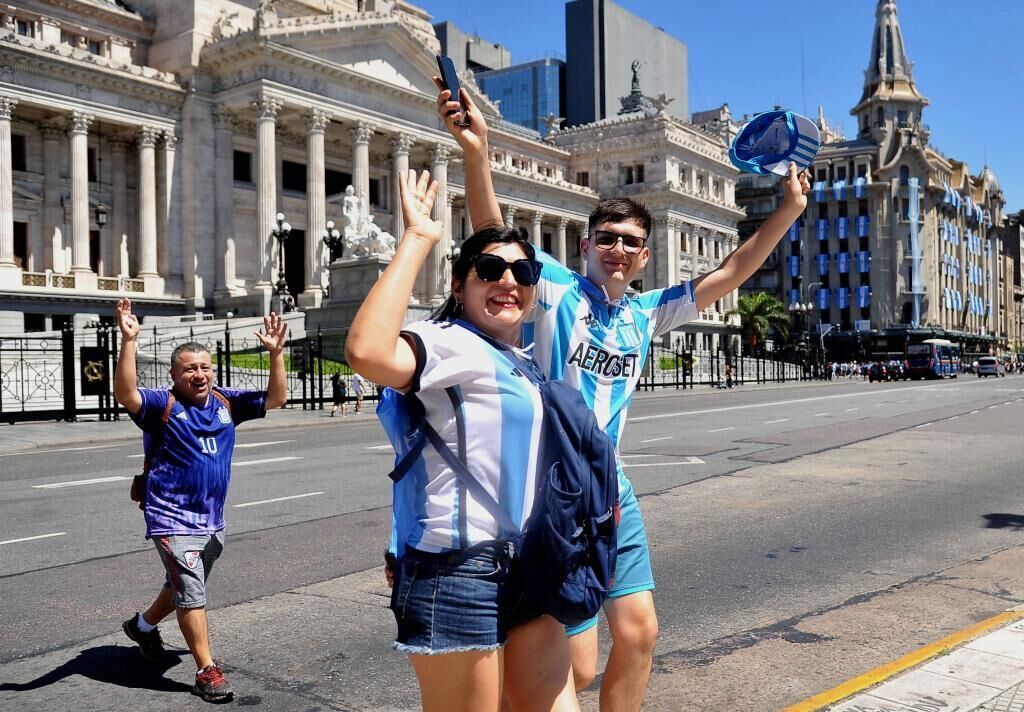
[566,475,654,637]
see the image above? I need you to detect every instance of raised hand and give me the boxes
[399,168,442,245]
[433,77,489,154]
[782,162,811,212]
[115,298,140,340]
[255,312,288,355]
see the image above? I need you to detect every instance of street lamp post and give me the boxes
[271,212,294,313]
[322,219,343,263]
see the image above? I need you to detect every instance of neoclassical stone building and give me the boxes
[0,0,741,348]
[788,0,1008,350]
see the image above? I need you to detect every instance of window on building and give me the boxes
[836,166,847,181]
[622,163,644,185]
[11,134,26,172]
[900,198,909,221]
[13,221,27,270]
[89,229,100,274]
[543,232,552,254]
[859,199,869,216]
[816,168,827,183]
[16,19,34,38]
[838,201,848,218]
[840,272,850,288]
[819,203,829,219]
[23,313,45,332]
[576,171,589,188]
[899,165,910,186]
[282,160,307,193]
[897,110,907,127]
[857,164,868,178]
[233,150,252,183]
[87,147,97,183]
[715,299,722,313]
[698,235,705,257]
[88,39,103,56]
[325,169,352,197]
[713,241,720,260]
[60,30,78,46]
[713,180,721,198]
[876,107,884,127]
[369,177,381,207]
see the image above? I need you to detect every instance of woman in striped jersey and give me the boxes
[346,169,579,712]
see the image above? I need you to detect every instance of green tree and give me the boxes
[726,292,791,353]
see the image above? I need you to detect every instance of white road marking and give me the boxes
[126,454,145,459]
[640,436,673,443]
[0,532,66,546]
[626,457,705,468]
[845,408,860,412]
[366,445,394,450]
[708,427,735,433]
[971,410,980,414]
[988,405,999,409]
[234,456,303,467]
[620,454,660,459]
[764,419,789,424]
[814,412,830,417]
[950,416,960,420]
[629,380,986,423]
[0,444,121,458]
[235,440,296,449]
[915,423,933,429]
[234,492,324,508]
[32,476,130,489]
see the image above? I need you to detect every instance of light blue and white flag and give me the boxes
[856,285,870,308]
[837,252,850,273]
[833,180,846,201]
[817,253,829,276]
[788,255,800,277]
[818,288,830,310]
[814,181,826,202]
[836,217,849,239]
[855,215,869,237]
[788,221,800,242]
[837,287,850,309]
[856,250,871,273]
[816,219,828,241]
[854,176,867,199]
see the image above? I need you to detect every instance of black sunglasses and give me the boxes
[472,253,543,286]
[592,230,647,253]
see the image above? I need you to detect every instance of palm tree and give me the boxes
[727,293,791,353]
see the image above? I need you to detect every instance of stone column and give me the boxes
[0,96,15,271]
[137,126,159,277]
[531,211,543,249]
[40,120,64,273]
[668,218,681,285]
[390,133,413,240]
[109,135,130,277]
[688,225,700,280]
[428,144,450,301]
[504,204,517,229]
[556,216,569,265]
[157,131,178,281]
[352,122,373,209]
[213,107,238,296]
[68,110,93,273]
[303,109,330,302]
[254,92,281,287]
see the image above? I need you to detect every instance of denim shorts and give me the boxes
[390,541,533,655]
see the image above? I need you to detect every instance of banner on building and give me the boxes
[856,286,871,309]
[816,219,828,241]
[817,253,829,276]
[789,288,800,306]
[814,181,827,202]
[854,177,867,199]
[836,216,849,239]
[837,287,850,309]
[818,288,830,310]
[856,250,871,273]
[856,215,869,237]
[788,255,800,277]
[833,180,846,201]
[837,252,850,274]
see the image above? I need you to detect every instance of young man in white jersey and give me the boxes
[436,85,809,710]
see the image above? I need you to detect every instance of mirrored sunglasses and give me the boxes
[472,253,543,286]
[592,230,647,253]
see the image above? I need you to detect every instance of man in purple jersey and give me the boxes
[113,298,287,703]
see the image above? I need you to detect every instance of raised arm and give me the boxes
[113,297,143,416]
[434,79,504,232]
[254,312,288,410]
[692,163,810,311]
[345,169,441,389]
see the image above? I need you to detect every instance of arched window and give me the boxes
[899,166,910,186]
[876,107,884,127]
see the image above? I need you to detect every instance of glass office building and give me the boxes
[476,58,565,136]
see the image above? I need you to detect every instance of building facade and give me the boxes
[431,20,509,74]
[785,0,1009,354]
[0,0,740,350]
[564,0,687,128]
[475,56,565,137]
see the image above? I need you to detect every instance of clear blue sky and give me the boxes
[418,0,1022,214]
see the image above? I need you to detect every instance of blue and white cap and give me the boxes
[729,110,820,176]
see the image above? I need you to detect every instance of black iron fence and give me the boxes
[2,324,819,424]
[636,346,814,391]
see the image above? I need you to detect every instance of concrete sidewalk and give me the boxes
[788,607,1024,711]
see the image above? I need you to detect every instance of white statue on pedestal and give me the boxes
[341,185,396,258]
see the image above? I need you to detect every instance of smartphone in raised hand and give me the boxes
[436,54,471,127]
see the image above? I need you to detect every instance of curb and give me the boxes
[783,609,1024,711]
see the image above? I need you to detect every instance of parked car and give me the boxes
[886,361,906,381]
[977,356,1001,378]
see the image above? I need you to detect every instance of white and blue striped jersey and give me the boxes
[522,251,698,471]
[397,319,545,553]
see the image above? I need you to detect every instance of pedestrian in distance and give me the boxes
[725,364,734,389]
[113,298,288,704]
[345,168,579,712]
[436,81,810,710]
[330,372,347,417]
[352,372,365,413]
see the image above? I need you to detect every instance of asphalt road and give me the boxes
[2,375,1023,710]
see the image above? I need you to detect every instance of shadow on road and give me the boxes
[0,644,191,693]
[982,513,1024,531]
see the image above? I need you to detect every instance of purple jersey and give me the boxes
[132,387,266,537]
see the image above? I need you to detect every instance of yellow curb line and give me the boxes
[782,610,1024,712]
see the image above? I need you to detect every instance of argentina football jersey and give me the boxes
[393,320,546,554]
[523,250,698,462]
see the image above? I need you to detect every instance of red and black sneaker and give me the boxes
[122,613,165,661]
[193,663,234,703]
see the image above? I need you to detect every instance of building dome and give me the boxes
[978,165,1001,195]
